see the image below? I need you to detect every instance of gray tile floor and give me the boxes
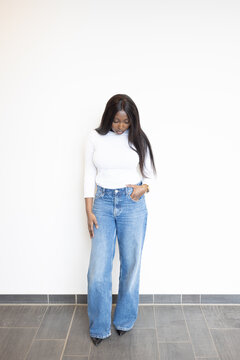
[0,304,240,359]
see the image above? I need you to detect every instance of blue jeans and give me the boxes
[87,181,148,339]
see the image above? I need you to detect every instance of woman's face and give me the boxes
[111,110,130,135]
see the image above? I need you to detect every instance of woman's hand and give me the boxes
[87,211,98,238]
[126,184,148,201]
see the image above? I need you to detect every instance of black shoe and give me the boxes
[116,329,127,336]
[91,337,103,346]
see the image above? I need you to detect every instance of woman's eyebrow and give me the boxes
[114,117,129,121]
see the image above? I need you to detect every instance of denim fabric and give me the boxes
[87,181,148,339]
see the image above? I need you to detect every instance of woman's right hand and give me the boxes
[87,212,99,238]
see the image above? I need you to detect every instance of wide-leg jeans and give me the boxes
[87,181,148,339]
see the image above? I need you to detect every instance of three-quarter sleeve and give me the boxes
[142,146,155,187]
[83,131,97,198]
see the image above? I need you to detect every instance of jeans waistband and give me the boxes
[96,181,142,195]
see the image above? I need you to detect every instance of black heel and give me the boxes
[91,337,103,346]
[116,329,127,336]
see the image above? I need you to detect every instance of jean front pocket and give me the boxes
[127,188,144,202]
[94,187,104,199]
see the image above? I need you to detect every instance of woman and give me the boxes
[84,94,157,346]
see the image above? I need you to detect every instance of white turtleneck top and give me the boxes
[83,128,155,198]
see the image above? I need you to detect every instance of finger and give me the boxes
[88,228,93,238]
[90,224,94,237]
[94,220,99,229]
[132,195,139,201]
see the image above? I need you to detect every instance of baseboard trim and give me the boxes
[0,294,240,304]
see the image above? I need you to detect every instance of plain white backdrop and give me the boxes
[0,0,239,294]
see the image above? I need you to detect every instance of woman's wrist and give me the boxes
[142,184,149,193]
[85,198,93,215]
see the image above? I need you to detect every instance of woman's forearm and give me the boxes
[85,197,93,215]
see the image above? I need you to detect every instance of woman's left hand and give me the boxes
[126,184,148,201]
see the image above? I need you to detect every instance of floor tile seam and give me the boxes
[59,305,77,360]
[60,356,88,358]
[23,305,48,360]
[1,302,240,306]
[88,342,92,358]
[199,303,240,306]
[157,340,194,344]
[153,304,161,360]
[0,326,40,329]
[88,332,92,359]
[154,303,240,306]
[181,304,197,359]
[208,327,240,330]
[61,357,88,358]
[1,302,240,309]
[195,358,219,359]
[28,338,68,341]
[0,303,80,306]
[200,305,220,359]
[130,327,158,330]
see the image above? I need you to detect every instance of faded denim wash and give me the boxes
[87,181,148,339]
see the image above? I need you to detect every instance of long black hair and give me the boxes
[95,94,157,180]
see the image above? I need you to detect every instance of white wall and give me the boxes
[0,0,239,294]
